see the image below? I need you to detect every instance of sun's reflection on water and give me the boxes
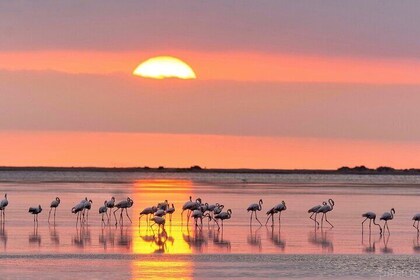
[131,179,193,279]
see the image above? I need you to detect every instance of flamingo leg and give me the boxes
[214,219,220,230]
[54,208,57,221]
[314,213,320,226]
[361,217,368,233]
[255,211,262,225]
[324,213,334,228]
[125,208,132,223]
[265,214,271,225]
[48,208,52,223]
[113,208,119,226]
[372,218,382,235]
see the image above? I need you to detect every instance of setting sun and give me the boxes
[133,56,196,79]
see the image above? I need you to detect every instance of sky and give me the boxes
[1,1,420,169]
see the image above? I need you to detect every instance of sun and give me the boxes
[133,56,196,80]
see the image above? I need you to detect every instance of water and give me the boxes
[0,171,420,279]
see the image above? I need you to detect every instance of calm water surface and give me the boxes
[0,171,419,279]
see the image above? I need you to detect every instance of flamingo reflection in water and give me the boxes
[213,229,231,252]
[117,226,132,249]
[72,226,91,248]
[247,225,262,251]
[0,222,6,249]
[49,224,60,245]
[99,226,115,250]
[266,226,286,251]
[413,234,420,253]
[362,229,382,253]
[308,229,333,253]
[381,234,393,254]
[183,227,208,252]
[29,223,41,246]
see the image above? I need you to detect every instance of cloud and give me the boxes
[1,70,420,141]
[0,1,419,59]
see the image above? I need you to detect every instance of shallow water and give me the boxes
[0,171,420,279]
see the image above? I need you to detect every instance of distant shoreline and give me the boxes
[0,165,419,175]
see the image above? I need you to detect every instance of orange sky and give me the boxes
[1,2,420,169]
[1,131,419,169]
[1,50,420,84]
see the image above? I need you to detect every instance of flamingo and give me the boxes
[316,199,335,228]
[154,209,166,217]
[361,211,382,234]
[181,197,201,223]
[83,199,93,223]
[28,205,42,223]
[150,216,166,232]
[99,200,108,224]
[72,201,85,225]
[412,213,420,232]
[0,194,8,220]
[308,201,327,226]
[106,197,115,221]
[166,204,175,221]
[380,208,395,235]
[113,197,134,226]
[247,199,263,225]
[191,210,211,227]
[213,204,224,215]
[139,206,157,225]
[214,209,232,230]
[265,201,287,226]
[157,200,169,210]
[48,197,60,223]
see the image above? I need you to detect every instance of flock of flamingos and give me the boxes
[0,193,420,236]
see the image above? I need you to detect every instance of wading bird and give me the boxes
[316,199,335,228]
[83,199,93,223]
[99,200,108,224]
[191,210,211,227]
[139,206,157,225]
[308,201,327,226]
[0,194,8,220]
[106,197,115,221]
[29,205,42,223]
[72,201,85,226]
[113,197,134,226]
[361,211,382,234]
[48,197,60,223]
[151,216,166,232]
[181,197,201,223]
[413,213,420,233]
[214,209,232,230]
[154,209,166,217]
[166,204,175,221]
[265,201,287,226]
[247,199,263,226]
[380,208,395,235]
